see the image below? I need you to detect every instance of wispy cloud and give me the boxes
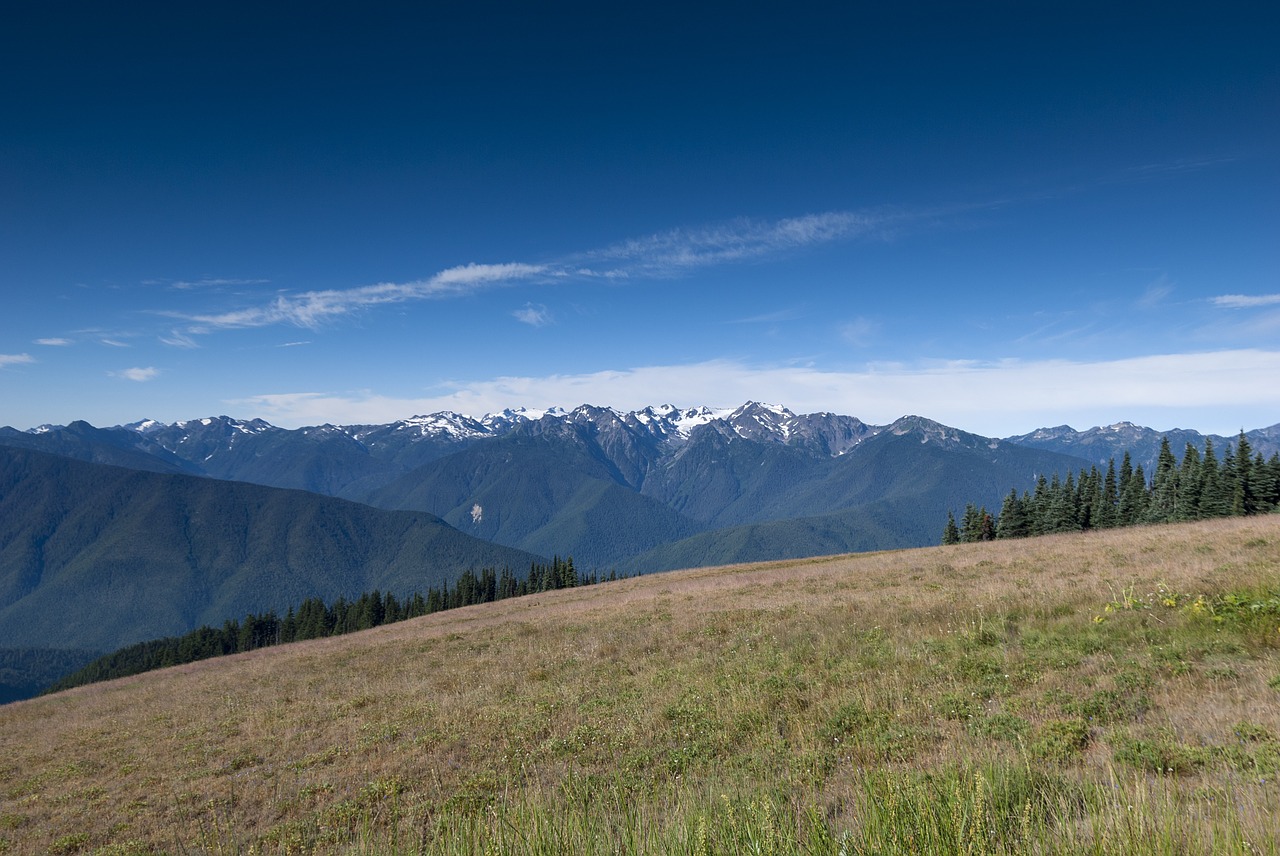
[159,330,200,349]
[111,367,159,382]
[100,338,131,348]
[1211,293,1280,309]
[277,341,311,348]
[34,337,72,346]
[163,209,920,337]
[0,353,35,367]
[174,262,548,331]
[225,349,1280,437]
[512,303,553,327]
[729,307,805,324]
[1137,276,1174,309]
[1126,156,1237,178]
[171,278,269,290]
[581,211,890,278]
[839,317,879,347]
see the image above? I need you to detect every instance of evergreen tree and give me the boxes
[497,567,518,600]
[942,511,961,545]
[1145,437,1179,523]
[1231,432,1254,516]
[1116,453,1136,525]
[1097,458,1119,529]
[426,586,444,614]
[1119,463,1149,524]
[383,592,402,624]
[1077,466,1102,530]
[281,607,297,644]
[1030,475,1050,535]
[1045,473,1077,533]
[1175,443,1202,520]
[1261,453,1280,511]
[961,503,981,542]
[1199,438,1229,518]
[995,490,1030,539]
[978,507,996,542]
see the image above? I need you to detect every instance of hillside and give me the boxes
[0,446,543,657]
[3,515,1278,853]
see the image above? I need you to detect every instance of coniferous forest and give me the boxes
[944,432,1280,544]
[46,557,611,694]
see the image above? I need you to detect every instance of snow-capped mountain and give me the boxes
[1002,422,1276,472]
[5,404,1276,574]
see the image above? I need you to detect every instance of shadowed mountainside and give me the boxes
[0,445,543,656]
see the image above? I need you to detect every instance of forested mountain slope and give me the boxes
[0,446,542,655]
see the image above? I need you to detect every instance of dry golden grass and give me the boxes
[2,515,1279,854]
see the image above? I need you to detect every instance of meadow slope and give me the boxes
[3,516,1280,854]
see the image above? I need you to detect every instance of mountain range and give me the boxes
[2,402,1276,700]
[5,403,1277,570]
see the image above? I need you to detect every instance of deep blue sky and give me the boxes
[3,2,1277,435]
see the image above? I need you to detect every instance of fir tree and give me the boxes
[942,511,961,545]
[1097,458,1119,528]
[1199,438,1229,517]
[961,503,982,542]
[1119,463,1149,524]
[1146,437,1179,523]
[1175,443,1202,520]
[1231,432,1254,516]
[995,490,1030,539]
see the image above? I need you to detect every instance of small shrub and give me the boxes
[821,701,938,762]
[1232,721,1275,744]
[1111,732,1207,776]
[1030,718,1090,763]
[1066,688,1150,724]
[966,712,1030,743]
[47,833,90,855]
[936,690,980,721]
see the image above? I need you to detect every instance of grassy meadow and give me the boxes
[2,515,1280,854]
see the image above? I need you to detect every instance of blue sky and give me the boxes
[2,2,1277,436]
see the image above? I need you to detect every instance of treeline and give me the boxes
[46,557,612,693]
[944,433,1280,544]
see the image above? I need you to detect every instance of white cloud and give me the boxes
[100,338,130,348]
[839,317,879,347]
[729,307,804,324]
[168,278,269,290]
[1211,293,1280,309]
[224,349,1280,436]
[1137,276,1173,309]
[159,330,200,349]
[512,303,553,327]
[111,367,159,382]
[583,210,890,277]
[34,338,72,346]
[0,353,35,367]
[177,262,548,330]
[163,209,915,336]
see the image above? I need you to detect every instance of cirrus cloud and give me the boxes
[173,262,548,331]
[111,367,159,382]
[161,208,926,337]
[1211,293,1280,309]
[512,303,553,327]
